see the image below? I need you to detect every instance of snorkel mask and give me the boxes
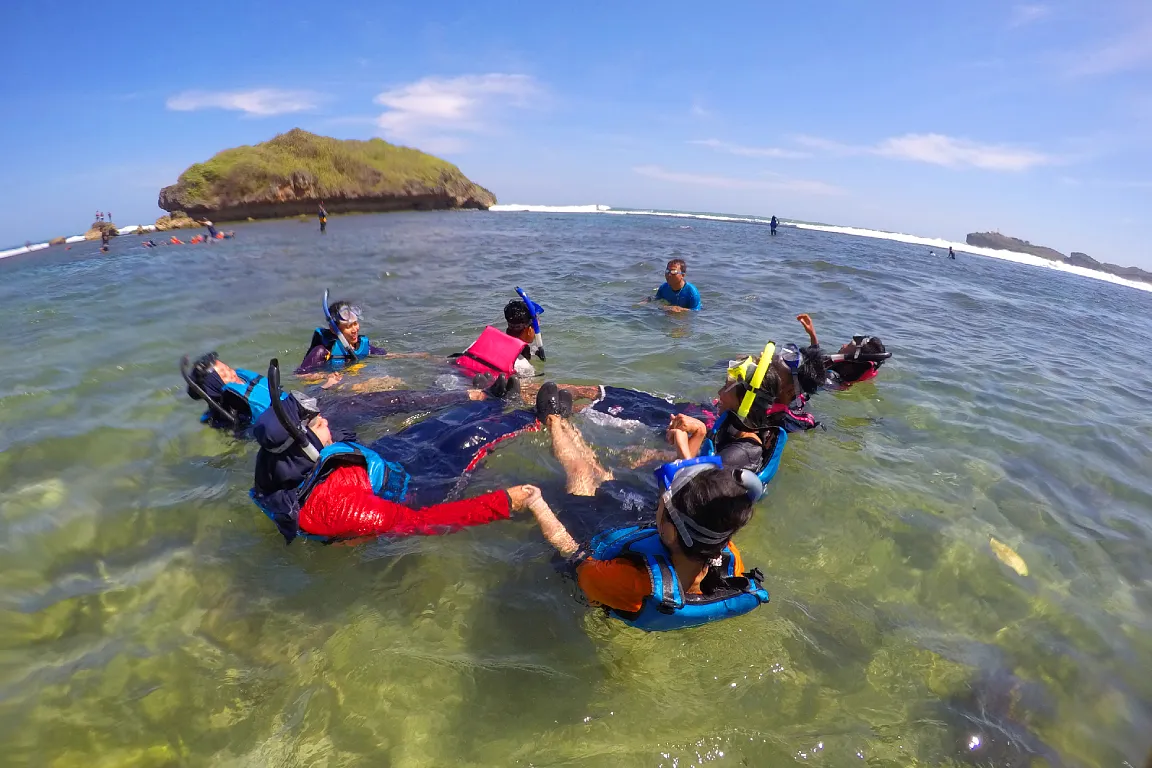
[180,352,238,426]
[725,341,777,420]
[322,288,362,359]
[654,457,765,549]
[266,358,321,461]
[515,287,546,361]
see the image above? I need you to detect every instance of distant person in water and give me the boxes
[318,202,328,234]
[645,258,702,312]
[949,246,956,260]
[200,219,218,240]
[770,216,778,235]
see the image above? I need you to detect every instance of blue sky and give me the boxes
[3,0,1151,266]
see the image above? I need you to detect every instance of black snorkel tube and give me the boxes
[823,351,893,364]
[267,358,321,462]
[322,288,359,362]
[180,354,238,427]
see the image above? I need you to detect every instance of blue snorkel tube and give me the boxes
[515,287,546,361]
[322,288,359,362]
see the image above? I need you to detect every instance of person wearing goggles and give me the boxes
[794,314,891,388]
[642,258,702,312]
[665,343,790,477]
[251,359,544,543]
[521,456,769,631]
[185,347,523,434]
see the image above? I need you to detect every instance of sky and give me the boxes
[2,0,1151,267]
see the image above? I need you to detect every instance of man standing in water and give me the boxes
[770,216,778,236]
[949,246,956,259]
[318,202,328,234]
[645,258,702,312]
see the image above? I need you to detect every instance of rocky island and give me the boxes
[157,129,496,221]
[966,232,1152,286]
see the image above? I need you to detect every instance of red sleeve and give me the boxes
[297,465,511,539]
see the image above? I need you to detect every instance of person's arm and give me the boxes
[368,343,388,356]
[686,284,702,311]
[796,314,819,347]
[300,466,529,538]
[295,344,332,374]
[668,414,708,458]
[525,489,579,556]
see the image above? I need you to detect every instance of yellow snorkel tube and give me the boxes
[736,341,776,419]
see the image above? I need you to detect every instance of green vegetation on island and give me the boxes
[158,129,496,221]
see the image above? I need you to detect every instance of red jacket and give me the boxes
[297,465,512,539]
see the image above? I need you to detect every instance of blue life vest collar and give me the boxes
[588,527,769,632]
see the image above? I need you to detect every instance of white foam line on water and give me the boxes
[489,205,1152,295]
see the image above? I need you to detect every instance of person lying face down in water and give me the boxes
[519,410,770,631]
[250,362,540,543]
[183,350,521,432]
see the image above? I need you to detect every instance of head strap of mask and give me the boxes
[267,358,321,461]
[515,286,546,361]
[823,335,892,365]
[654,457,764,549]
[180,354,237,426]
[731,341,776,419]
[323,288,360,361]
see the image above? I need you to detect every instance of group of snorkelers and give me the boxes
[182,266,890,632]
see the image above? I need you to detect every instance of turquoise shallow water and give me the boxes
[1,211,1151,767]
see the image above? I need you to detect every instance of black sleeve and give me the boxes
[717,440,763,474]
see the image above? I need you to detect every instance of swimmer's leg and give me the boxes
[544,415,613,497]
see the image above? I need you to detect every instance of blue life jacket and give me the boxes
[700,413,788,486]
[314,327,371,366]
[587,527,769,632]
[199,368,286,427]
[250,441,411,543]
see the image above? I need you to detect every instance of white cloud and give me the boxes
[1069,23,1152,76]
[875,133,1052,170]
[691,138,810,159]
[793,132,1053,171]
[374,73,539,151]
[1008,4,1050,28]
[166,88,320,116]
[633,165,845,196]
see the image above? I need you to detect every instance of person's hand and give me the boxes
[506,484,542,512]
[665,426,687,446]
[669,414,706,434]
[321,372,343,389]
[796,314,815,334]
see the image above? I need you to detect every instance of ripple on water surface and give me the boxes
[0,212,1150,766]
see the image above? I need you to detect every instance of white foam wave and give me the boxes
[0,242,50,260]
[490,203,611,213]
[489,204,1152,294]
[64,236,86,244]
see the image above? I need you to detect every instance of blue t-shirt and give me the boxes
[654,281,702,310]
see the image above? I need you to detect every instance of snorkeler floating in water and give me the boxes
[793,313,891,388]
[524,393,770,631]
[184,349,521,433]
[250,360,541,543]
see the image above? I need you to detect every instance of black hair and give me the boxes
[669,469,755,562]
[328,300,355,322]
[831,336,886,382]
[796,345,828,396]
[504,299,532,328]
[727,365,782,431]
[666,258,687,274]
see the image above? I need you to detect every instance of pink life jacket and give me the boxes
[455,326,529,378]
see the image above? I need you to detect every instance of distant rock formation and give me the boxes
[154,212,200,231]
[965,232,1065,261]
[157,128,496,221]
[966,232,1152,286]
[48,236,66,246]
[84,221,118,240]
